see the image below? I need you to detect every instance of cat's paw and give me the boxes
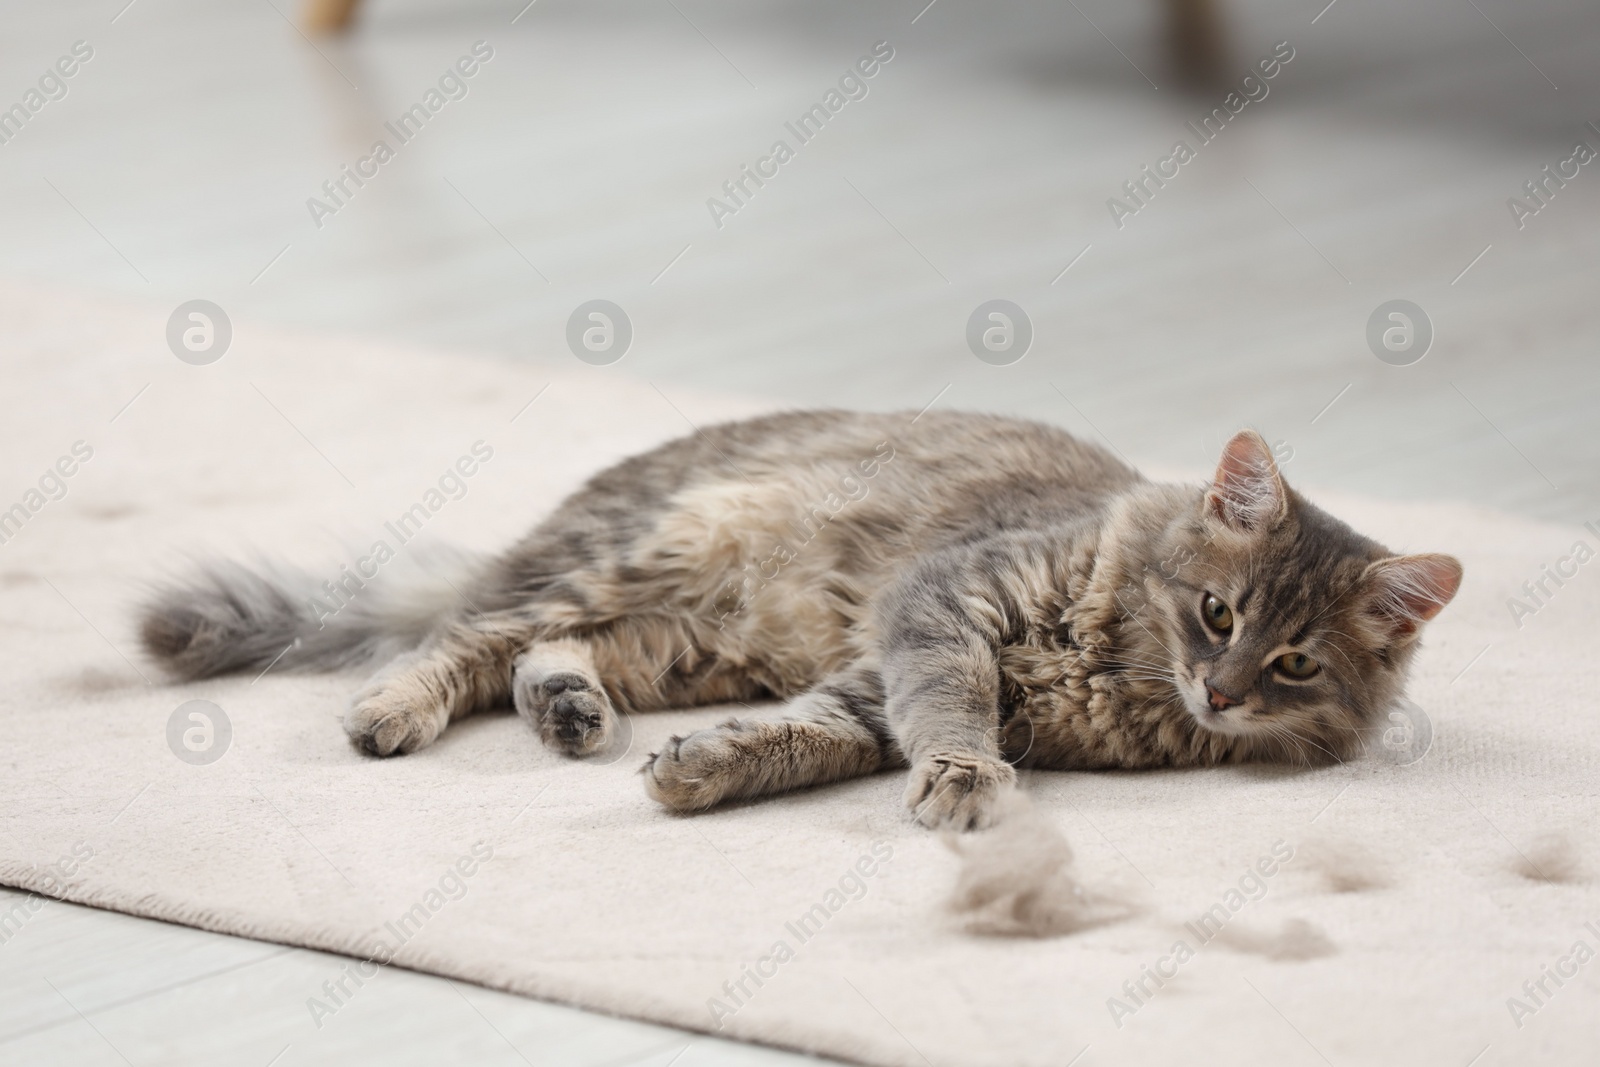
[344,676,446,756]
[512,662,617,757]
[641,720,749,812]
[904,753,1017,831]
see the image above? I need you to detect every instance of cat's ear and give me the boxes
[1205,430,1286,533]
[1360,553,1464,642]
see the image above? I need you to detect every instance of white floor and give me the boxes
[3,0,1598,1063]
[0,891,812,1067]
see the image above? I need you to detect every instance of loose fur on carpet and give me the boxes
[943,794,1141,937]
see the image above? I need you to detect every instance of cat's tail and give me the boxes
[136,545,483,681]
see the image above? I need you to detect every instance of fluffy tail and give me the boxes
[137,547,482,681]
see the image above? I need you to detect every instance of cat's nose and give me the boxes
[1205,684,1240,711]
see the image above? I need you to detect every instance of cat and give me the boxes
[138,411,1462,830]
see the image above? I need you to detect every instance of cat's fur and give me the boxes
[138,411,1462,830]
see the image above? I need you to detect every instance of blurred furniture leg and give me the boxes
[304,0,362,34]
[1164,0,1228,88]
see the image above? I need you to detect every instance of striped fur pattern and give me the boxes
[138,412,1462,830]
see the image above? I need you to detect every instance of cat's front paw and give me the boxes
[641,719,753,812]
[344,677,446,756]
[904,753,1016,831]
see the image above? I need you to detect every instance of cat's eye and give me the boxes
[1201,593,1234,635]
[1275,652,1319,679]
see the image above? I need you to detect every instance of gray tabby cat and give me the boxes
[139,412,1462,830]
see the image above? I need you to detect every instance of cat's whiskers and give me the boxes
[1105,648,1175,666]
[1099,654,1180,686]
[1108,647,1186,679]
[1103,656,1178,677]
[1252,714,1348,764]
[1103,671,1178,689]
[1263,711,1366,756]
[1103,660,1173,674]
[1251,718,1320,766]
[1267,708,1365,735]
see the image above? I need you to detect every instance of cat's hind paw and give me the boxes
[904,753,1017,831]
[512,659,618,757]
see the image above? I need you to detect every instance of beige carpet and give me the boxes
[2,281,1596,1067]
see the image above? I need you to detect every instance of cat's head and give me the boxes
[1142,430,1462,762]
